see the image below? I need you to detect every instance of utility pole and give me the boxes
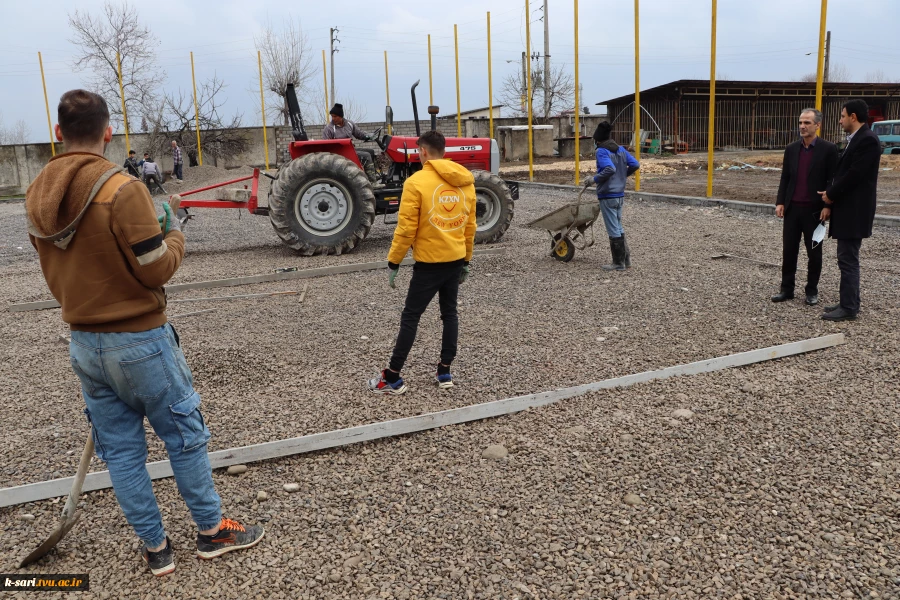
[543,0,550,118]
[329,27,340,105]
[521,51,528,112]
[824,30,831,83]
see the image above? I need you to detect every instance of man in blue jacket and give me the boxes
[586,121,640,271]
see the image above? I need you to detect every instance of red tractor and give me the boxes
[176,81,517,256]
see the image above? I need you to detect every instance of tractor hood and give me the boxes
[426,159,475,187]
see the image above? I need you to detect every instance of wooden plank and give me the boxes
[171,291,298,304]
[0,333,843,508]
[7,248,506,313]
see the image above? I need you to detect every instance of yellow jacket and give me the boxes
[387,159,477,266]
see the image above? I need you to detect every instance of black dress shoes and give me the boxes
[822,307,858,321]
[805,294,819,306]
[823,303,840,312]
[771,291,794,302]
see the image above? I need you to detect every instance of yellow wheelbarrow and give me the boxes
[525,183,600,262]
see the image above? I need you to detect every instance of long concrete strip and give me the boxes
[519,181,900,227]
[7,247,506,313]
[0,333,844,508]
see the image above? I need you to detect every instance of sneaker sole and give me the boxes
[436,380,454,389]
[142,555,175,577]
[369,383,408,395]
[196,529,266,560]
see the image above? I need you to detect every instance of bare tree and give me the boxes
[864,69,896,83]
[68,0,165,129]
[800,63,852,83]
[0,113,31,145]
[255,17,316,126]
[498,64,574,121]
[144,75,247,167]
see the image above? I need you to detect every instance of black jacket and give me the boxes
[123,157,141,178]
[826,124,881,239]
[776,138,838,211]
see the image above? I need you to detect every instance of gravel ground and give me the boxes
[1,180,898,598]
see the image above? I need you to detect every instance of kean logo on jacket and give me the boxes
[427,184,469,232]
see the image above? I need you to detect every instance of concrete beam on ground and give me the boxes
[0,333,844,508]
[6,248,506,313]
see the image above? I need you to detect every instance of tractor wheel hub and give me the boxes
[296,180,351,235]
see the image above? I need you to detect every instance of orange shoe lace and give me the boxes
[219,517,246,532]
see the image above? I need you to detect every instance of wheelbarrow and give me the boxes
[525,183,600,262]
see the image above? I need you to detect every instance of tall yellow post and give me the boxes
[384,51,392,135]
[574,0,580,186]
[38,52,55,156]
[322,50,329,114]
[116,52,130,154]
[633,0,640,191]
[525,0,534,182]
[258,51,269,170]
[815,0,828,111]
[487,12,494,140]
[190,52,202,166]
[706,0,717,198]
[428,35,434,106]
[454,24,462,137]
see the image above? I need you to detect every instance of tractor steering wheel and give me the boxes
[371,127,384,149]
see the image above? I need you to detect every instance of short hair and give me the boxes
[57,90,109,145]
[417,130,446,155]
[800,108,823,124]
[128,150,135,155]
[842,99,869,124]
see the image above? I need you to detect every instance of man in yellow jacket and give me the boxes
[368,130,477,394]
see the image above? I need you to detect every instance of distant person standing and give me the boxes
[170,140,183,184]
[771,108,839,306]
[587,121,639,271]
[124,149,142,178]
[819,99,881,321]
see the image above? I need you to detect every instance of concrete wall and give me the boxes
[0,126,278,196]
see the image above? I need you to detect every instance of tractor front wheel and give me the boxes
[268,153,376,255]
[472,170,514,244]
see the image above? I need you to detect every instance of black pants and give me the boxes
[780,204,823,296]
[389,265,462,373]
[836,238,862,313]
[143,174,166,195]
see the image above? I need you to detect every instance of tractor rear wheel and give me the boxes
[268,153,376,255]
[472,170,514,244]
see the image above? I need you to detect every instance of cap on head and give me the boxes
[593,121,612,143]
[330,103,344,118]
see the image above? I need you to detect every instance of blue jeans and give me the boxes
[173,162,183,180]
[69,324,221,548]
[599,197,625,238]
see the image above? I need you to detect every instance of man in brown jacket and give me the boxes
[26,90,263,576]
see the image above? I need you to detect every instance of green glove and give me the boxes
[459,265,470,284]
[157,202,181,234]
[388,267,398,289]
[365,135,373,142]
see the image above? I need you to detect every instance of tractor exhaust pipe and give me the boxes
[411,80,421,137]
[428,105,440,132]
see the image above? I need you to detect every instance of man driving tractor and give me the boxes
[322,103,381,187]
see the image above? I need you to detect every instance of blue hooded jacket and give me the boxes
[593,139,640,199]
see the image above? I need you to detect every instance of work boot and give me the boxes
[621,233,632,268]
[601,237,626,271]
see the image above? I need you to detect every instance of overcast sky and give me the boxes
[2,0,898,142]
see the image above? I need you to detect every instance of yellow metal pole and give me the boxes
[190,52,202,166]
[525,0,533,182]
[322,50,329,115]
[487,12,494,140]
[38,52,55,156]
[574,0,580,186]
[815,0,828,112]
[384,51,392,135]
[428,35,434,106]
[454,24,461,137]
[258,51,269,170]
[116,52,130,154]
[633,0,640,191]
[706,0,717,198]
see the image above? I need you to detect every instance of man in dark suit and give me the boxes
[819,99,881,321]
[772,108,839,306]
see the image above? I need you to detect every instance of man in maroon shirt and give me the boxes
[772,108,839,306]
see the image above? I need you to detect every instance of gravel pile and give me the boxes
[0,184,898,598]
